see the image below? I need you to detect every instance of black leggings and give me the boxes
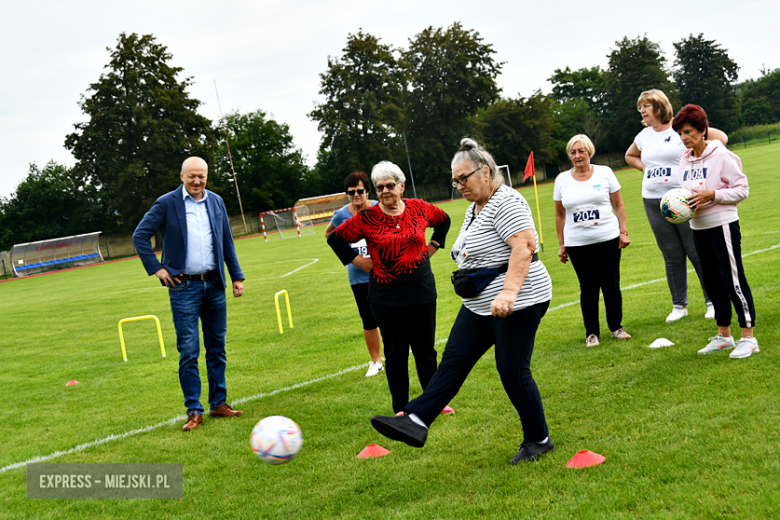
[370,301,438,413]
[350,283,377,330]
[405,301,550,443]
[566,236,623,337]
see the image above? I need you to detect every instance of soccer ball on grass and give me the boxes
[250,416,303,465]
[660,188,695,224]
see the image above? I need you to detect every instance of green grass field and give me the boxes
[1,142,779,519]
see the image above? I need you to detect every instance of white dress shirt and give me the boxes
[182,189,217,274]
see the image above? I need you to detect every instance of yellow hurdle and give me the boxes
[274,290,294,334]
[117,315,166,362]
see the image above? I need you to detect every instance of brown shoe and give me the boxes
[182,412,203,431]
[209,403,243,418]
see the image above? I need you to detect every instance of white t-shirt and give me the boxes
[553,165,621,247]
[634,125,686,199]
[450,185,552,316]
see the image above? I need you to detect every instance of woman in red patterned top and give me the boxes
[328,161,451,414]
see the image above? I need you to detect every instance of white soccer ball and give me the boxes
[250,416,303,465]
[660,188,695,224]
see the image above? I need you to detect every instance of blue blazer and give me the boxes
[132,185,244,288]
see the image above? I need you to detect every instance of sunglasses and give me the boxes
[347,189,366,196]
[375,183,397,192]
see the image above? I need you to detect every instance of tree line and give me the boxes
[1,29,778,251]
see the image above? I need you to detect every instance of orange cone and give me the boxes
[357,444,390,459]
[566,450,605,468]
[66,380,80,386]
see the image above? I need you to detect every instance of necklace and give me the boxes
[572,165,593,178]
[380,201,404,228]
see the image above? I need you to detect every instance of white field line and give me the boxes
[147,259,324,288]
[279,258,319,278]
[4,244,777,473]
[0,363,366,473]
[548,243,779,312]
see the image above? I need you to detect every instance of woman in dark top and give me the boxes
[327,161,451,414]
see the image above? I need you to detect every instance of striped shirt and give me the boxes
[450,185,552,316]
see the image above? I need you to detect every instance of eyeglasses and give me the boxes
[346,189,366,196]
[375,183,397,192]
[451,166,482,188]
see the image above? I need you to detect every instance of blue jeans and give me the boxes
[168,278,228,415]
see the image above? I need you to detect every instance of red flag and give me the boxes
[523,152,535,182]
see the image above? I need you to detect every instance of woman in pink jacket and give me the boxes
[672,104,758,359]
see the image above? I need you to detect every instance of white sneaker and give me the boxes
[611,328,632,339]
[698,335,735,354]
[730,337,760,359]
[704,303,715,319]
[666,306,688,323]
[365,361,384,377]
[586,334,599,347]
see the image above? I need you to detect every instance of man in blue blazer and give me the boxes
[133,157,245,431]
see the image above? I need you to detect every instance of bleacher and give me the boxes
[11,232,104,276]
[294,193,350,225]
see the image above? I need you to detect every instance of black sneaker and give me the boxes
[371,414,428,448]
[509,438,555,464]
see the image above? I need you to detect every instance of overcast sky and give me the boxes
[1,0,777,199]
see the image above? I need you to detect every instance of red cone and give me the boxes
[357,444,390,459]
[566,450,605,468]
[66,380,80,386]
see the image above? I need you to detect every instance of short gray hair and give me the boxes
[371,161,406,185]
[451,137,503,188]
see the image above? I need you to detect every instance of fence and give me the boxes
[728,123,780,149]
[0,250,10,279]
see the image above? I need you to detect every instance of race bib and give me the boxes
[350,239,370,258]
[572,205,600,227]
[645,165,673,185]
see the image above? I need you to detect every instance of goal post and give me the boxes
[497,165,513,188]
[260,206,315,242]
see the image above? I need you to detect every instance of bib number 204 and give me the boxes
[573,209,600,225]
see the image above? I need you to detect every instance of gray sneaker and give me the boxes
[698,334,735,354]
[729,337,759,359]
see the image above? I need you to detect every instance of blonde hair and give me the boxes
[451,137,503,189]
[637,89,674,125]
[566,134,595,157]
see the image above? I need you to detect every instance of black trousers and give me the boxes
[692,221,756,329]
[350,283,378,330]
[405,301,550,443]
[567,236,623,337]
[371,301,438,413]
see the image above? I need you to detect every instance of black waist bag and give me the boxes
[451,264,509,298]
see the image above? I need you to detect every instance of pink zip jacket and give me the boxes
[679,139,749,221]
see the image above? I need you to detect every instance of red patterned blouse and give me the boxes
[327,199,451,307]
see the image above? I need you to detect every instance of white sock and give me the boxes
[408,413,428,429]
